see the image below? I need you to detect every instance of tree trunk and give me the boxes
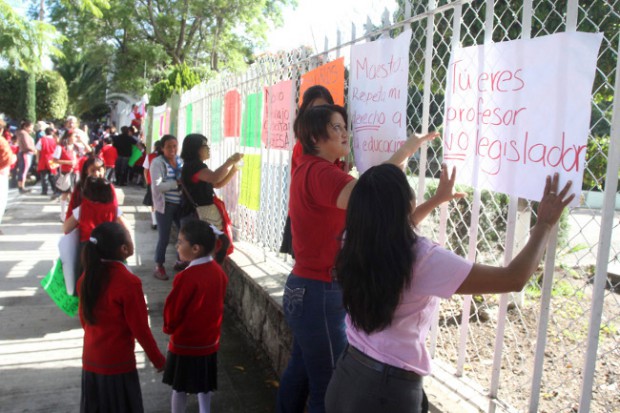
[20,71,36,122]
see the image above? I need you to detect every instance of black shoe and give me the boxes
[151,224,157,230]
[18,188,31,194]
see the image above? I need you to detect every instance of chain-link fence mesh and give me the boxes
[146,1,619,411]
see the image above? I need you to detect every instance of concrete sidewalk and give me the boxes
[0,185,278,412]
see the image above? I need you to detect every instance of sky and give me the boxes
[263,0,398,53]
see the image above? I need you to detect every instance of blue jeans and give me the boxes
[155,202,181,265]
[277,273,347,413]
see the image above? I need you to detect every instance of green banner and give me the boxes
[186,103,193,134]
[241,93,263,148]
[211,99,222,143]
[239,154,261,211]
[128,144,143,167]
[40,259,79,318]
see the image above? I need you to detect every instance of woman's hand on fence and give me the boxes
[536,173,574,229]
[434,163,467,204]
[405,131,439,156]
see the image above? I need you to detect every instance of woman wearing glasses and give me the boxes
[277,104,458,413]
[179,134,242,251]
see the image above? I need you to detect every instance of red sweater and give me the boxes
[67,184,118,221]
[37,135,57,172]
[77,198,117,242]
[78,261,165,374]
[100,144,118,167]
[163,259,228,356]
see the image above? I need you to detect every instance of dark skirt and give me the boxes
[163,351,218,394]
[142,185,153,206]
[81,369,144,413]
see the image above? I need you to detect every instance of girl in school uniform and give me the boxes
[78,222,166,413]
[162,219,229,413]
[53,131,80,221]
[64,176,127,242]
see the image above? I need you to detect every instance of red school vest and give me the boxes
[78,198,117,242]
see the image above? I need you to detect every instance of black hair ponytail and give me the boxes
[80,222,129,325]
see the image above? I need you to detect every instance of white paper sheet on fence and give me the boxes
[443,32,603,204]
[349,30,412,174]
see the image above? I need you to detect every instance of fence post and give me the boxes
[578,35,620,413]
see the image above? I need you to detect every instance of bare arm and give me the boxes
[337,132,440,210]
[213,165,239,189]
[64,215,78,233]
[387,132,439,170]
[197,153,243,184]
[456,174,575,294]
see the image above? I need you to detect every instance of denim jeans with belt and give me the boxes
[155,202,181,265]
[276,273,347,413]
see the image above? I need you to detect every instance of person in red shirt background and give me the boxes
[163,220,229,413]
[78,222,165,412]
[0,132,16,233]
[99,137,118,183]
[36,126,58,197]
[53,131,80,221]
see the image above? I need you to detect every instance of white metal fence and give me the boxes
[145,1,619,411]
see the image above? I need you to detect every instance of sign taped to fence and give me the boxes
[210,99,223,143]
[241,92,263,148]
[443,32,603,204]
[224,90,241,137]
[262,80,294,149]
[349,30,412,173]
[239,154,261,211]
[300,57,345,106]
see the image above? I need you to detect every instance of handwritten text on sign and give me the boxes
[443,32,603,203]
[262,80,294,149]
[299,58,345,106]
[349,30,412,173]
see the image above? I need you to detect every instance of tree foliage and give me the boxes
[0,69,68,121]
[149,63,202,106]
[48,0,295,96]
[54,55,107,117]
[36,70,68,120]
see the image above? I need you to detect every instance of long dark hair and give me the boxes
[82,177,114,203]
[180,133,207,162]
[293,85,334,139]
[336,164,418,334]
[297,104,347,156]
[79,156,104,190]
[180,220,230,264]
[80,222,130,325]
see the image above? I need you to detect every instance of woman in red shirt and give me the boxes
[78,222,165,412]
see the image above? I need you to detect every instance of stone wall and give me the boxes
[222,241,292,375]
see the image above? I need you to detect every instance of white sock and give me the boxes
[171,390,187,413]
[151,211,157,225]
[198,392,212,413]
[60,200,67,221]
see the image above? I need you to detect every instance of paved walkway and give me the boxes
[0,185,278,412]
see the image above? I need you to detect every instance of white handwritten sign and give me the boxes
[443,32,602,203]
[350,30,412,173]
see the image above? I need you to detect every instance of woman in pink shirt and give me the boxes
[325,165,574,413]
